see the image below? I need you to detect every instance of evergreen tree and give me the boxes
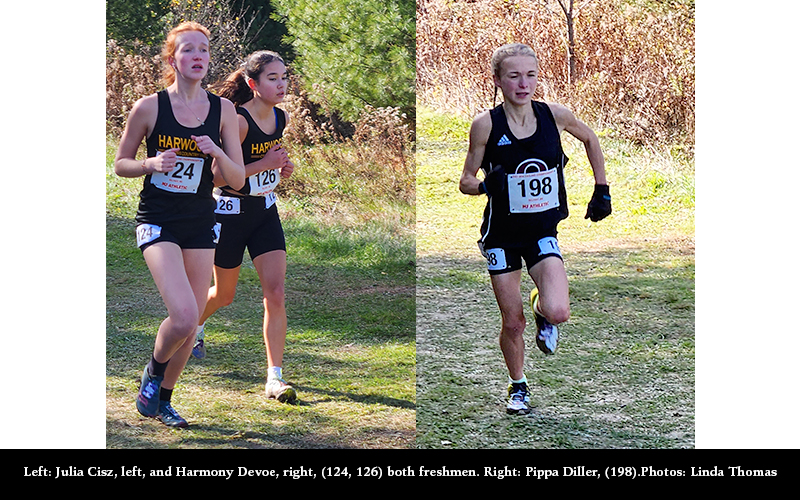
[272,0,415,123]
[106,0,170,48]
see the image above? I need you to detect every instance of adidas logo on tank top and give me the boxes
[497,134,512,146]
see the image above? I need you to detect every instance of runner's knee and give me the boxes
[542,302,569,324]
[169,306,201,338]
[501,315,526,338]
[262,282,285,307]
[210,285,236,307]
[218,290,236,307]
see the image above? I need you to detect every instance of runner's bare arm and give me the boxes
[459,111,492,195]
[114,95,164,177]
[549,103,607,185]
[208,98,246,190]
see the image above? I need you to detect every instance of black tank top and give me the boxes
[221,106,286,196]
[136,90,220,226]
[479,101,569,248]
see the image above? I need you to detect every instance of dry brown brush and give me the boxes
[417,0,694,146]
[106,40,162,136]
[280,78,415,205]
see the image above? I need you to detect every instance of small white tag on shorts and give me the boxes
[537,236,561,257]
[264,192,277,209]
[213,222,221,244]
[136,223,161,247]
[484,248,508,271]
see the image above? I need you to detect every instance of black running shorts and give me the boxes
[213,194,286,269]
[480,230,562,276]
[136,219,219,252]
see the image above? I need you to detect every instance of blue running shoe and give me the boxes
[136,367,163,418]
[192,325,206,359]
[192,338,206,359]
[506,382,531,415]
[157,401,189,428]
[530,288,558,355]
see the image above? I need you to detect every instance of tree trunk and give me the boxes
[557,0,577,84]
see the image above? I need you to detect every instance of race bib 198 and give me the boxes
[507,169,559,213]
[537,236,562,257]
[483,247,508,271]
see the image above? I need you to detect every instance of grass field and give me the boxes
[415,107,695,449]
[106,140,415,449]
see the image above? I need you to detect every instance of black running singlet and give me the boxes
[222,106,286,196]
[479,101,569,248]
[136,90,221,227]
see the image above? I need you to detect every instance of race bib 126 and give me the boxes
[248,169,280,197]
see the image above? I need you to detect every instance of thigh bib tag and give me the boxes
[214,194,242,214]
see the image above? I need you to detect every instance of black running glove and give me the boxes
[585,184,612,222]
[479,165,506,197]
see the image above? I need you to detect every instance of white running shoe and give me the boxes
[506,382,532,415]
[531,288,558,355]
[265,378,297,404]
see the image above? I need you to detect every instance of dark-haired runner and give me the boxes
[194,51,298,404]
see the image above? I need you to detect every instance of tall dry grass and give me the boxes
[106,40,162,136]
[416,0,694,147]
[280,78,415,205]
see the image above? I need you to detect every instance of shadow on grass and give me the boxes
[106,214,415,449]
[106,419,360,449]
[416,242,694,449]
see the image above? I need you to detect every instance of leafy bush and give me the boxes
[281,79,415,205]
